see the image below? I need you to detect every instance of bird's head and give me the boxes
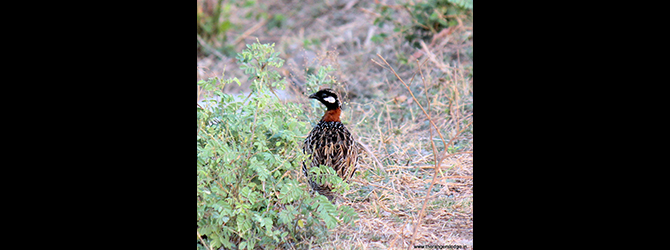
[308,88,340,110]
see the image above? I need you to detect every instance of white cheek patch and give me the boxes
[323,96,336,103]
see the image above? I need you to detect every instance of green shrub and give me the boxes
[197,40,358,250]
[373,0,473,48]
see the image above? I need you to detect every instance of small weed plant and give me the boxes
[197,41,357,249]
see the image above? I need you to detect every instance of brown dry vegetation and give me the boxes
[198,0,472,249]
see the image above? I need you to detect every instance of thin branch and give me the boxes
[372,54,447,161]
[197,231,212,250]
[420,57,444,180]
[197,34,226,60]
[234,18,268,45]
[411,58,439,248]
[356,140,384,170]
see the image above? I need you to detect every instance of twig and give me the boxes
[371,54,447,161]
[234,19,268,45]
[356,141,384,170]
[420,40,449,73]
[357,8,381,18]
[343,0,360,11]
[438,119,473,162]
[420,58,444,180]
[197,231,212,250]
[197,34,226,60]
[411,59,440,248]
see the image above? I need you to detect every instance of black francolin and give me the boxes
[303,89,359,202]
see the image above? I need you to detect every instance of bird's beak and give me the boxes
[308,93,318,99]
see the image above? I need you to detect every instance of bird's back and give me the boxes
[303,121,359,200]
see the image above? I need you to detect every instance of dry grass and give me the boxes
[317,56,472,249]
[198,0,473,249]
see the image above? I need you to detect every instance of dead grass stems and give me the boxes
[371,54,471,249]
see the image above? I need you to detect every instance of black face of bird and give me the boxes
[308,89,340,110]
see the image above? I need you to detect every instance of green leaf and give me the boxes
[429,12,439,20]
[263,217,273,233]
[219,20,232,32]
[210,237,221,249]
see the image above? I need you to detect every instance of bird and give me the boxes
[303,88,359,202]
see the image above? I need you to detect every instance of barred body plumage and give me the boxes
[302,89,359,201]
